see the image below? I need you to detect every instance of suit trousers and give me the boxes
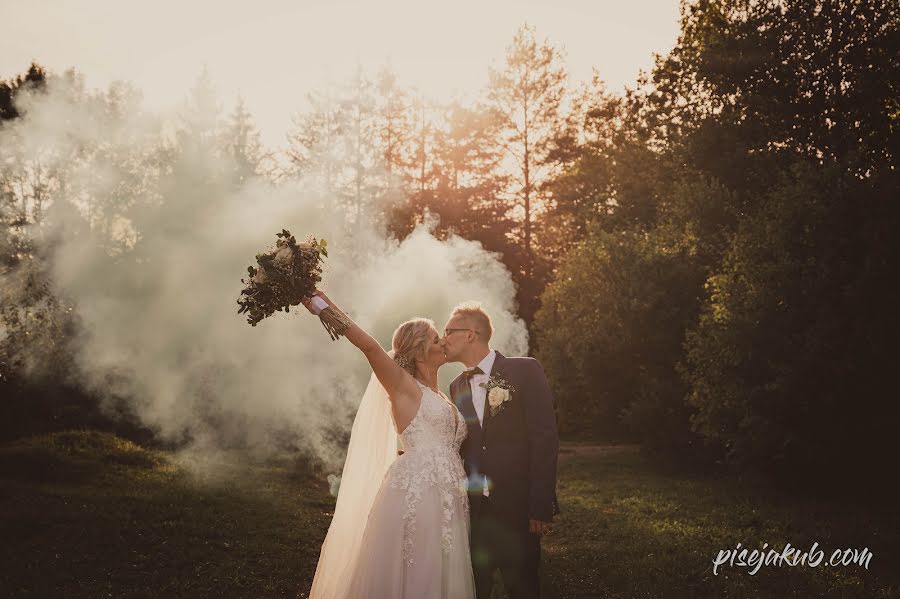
[471,496,541,599]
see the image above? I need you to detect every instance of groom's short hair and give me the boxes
[451,302,493,342]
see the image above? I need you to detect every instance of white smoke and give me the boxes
[0,75,527,470]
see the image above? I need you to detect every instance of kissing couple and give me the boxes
[303,290,559,599]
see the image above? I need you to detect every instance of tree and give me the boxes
[373,66,414,192]
[285,66,385,232]
[0,65,152,388]
[487,24,571,326]
[650,0,898,178]
[400,102,515,252]
[287,85,352,208]
[683,162,899,472]
[536,0,899,472]
[0,62,47,122]
[177,67,220,157]
[665,0,900,478]
[409,92,433,200]
[541,71,668,253]
[534,188,708,444]
[221,96,265,184]
[343,65,378,231]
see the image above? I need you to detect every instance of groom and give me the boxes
[442,302,559,599]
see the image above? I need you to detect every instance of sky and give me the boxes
[1,0,682,146]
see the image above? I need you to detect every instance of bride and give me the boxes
[303,290,476,599]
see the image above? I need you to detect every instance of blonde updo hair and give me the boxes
[391,318,436,376]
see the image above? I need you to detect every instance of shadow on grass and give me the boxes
[0,430,334,599]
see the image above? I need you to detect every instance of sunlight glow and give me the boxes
[1,0,680,145]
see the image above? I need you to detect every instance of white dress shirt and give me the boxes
[469,349,496,427]
[467,349,496,497]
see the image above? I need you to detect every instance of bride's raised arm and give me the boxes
[303,290,415,401]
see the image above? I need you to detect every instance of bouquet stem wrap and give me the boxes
[318,305,351,341]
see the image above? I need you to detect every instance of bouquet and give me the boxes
[237,229,351,340]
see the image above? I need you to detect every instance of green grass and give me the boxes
[1,432,897,598]
[0,430,333,598]
[540,447,899,598]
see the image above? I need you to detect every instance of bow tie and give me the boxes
[462,367,484,382]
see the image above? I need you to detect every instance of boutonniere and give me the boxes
[480,375,515,417]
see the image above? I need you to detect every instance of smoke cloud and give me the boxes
[1,76,527,471]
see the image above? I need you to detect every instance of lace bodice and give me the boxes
[398,382,467,454]
[386,383,469,566]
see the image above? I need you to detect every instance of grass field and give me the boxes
[0,431,331,598]
[542,445,898,598]
[1,431,897,598]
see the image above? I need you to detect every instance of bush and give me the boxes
[535,222,704,449]
[684,162,900,480]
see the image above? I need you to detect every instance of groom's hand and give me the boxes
[529,519,552,536]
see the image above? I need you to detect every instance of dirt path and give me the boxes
[557,442,640,461]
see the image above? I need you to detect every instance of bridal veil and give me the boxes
[308,370,398,598]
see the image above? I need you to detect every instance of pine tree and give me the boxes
[287,85,351,204]
[222,96,264,184]
[487,24,570,324]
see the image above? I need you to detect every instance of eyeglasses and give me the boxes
[443,328,479,338]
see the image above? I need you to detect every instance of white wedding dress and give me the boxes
[309,376,476,599]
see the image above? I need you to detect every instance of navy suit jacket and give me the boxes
[450,352,560,527]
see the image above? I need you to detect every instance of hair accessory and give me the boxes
[394,353,412,371]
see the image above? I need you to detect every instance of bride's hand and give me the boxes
[302,289,327,315]
[301,290,414,405]
[314,289,335,305]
